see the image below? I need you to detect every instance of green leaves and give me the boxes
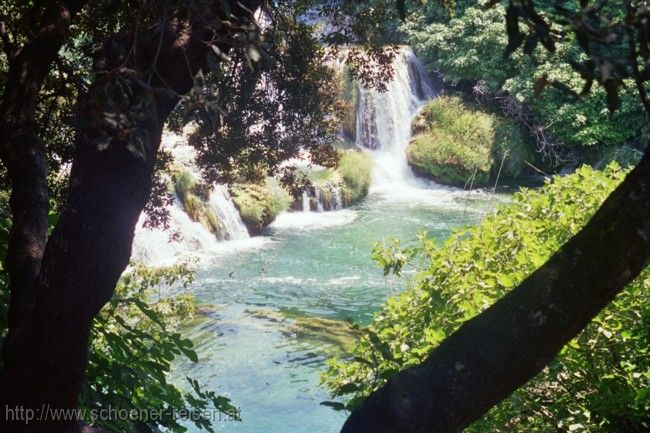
[88,72,156,160]
[324,164,650,431]
[82,263,234,433]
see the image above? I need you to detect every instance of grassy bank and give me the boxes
[407,97,535,188]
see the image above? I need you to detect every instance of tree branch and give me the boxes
[341,149,650,433]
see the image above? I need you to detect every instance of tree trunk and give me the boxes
[0,1,84,360]
[0,2,259,432]
[340,149,650,433]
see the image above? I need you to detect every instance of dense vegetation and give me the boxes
[404,3,648,165]
[1,0,650,432]
[0,207,232,433]
[323,163,650,432]
[231,179,292,234]
[407,96,534,187]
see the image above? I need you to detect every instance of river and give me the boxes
[133,47,503,433]
[172,185,497,433]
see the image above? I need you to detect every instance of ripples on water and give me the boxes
[166,188,502,433]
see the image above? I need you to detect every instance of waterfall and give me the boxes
[208,185,250,241]
[302,191,310,212]
[314,189,325,212]
[332,187,342,210]
[132,198,221,265]
[299,184,344,213]
[132,129,251,264]
[355,47,437,192]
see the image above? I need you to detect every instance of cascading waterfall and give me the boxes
[300,184,344,212]
[331,187,342,210]
[314,189,325,212]
[208,185,249,241]
[355,47,437,193]
[132,130,250,264]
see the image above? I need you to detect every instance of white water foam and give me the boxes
[132,128,257,265]
[355,47,468,206]
[270,209,358,230]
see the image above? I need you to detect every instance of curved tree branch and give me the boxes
[341,149,650,433]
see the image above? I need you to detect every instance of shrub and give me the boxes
[323,163,650,432]
[0,212,238,433]
[231,178,292,234]
[338,150,373,205]
[407,97,533,187]
[407,97,494,186]
[83,262,240,433]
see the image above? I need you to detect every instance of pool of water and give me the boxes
[173,186,502,433]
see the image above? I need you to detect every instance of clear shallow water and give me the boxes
[173,188,501,433]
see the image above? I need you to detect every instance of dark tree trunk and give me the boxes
[340,150,650,433]
[0,2,259,433]
[0,1,83,356]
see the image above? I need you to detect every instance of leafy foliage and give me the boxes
[323,164,650,432]
[407,96,533,187]
[0,212,235,433]
[84,262,241,433]
[404,4,649,151]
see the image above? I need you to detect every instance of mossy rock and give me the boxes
[231,179,292,234]
[407,96,534,188]
[173,170,226,239]
[289,150,373,211]
[338,150,373,205]
[338,67,360,141]
[246,308,362,355]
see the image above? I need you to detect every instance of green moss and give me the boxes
[182,193,203,220]
[407,97,533,188]
[174,170,195,203]
[173,170,225,239]
[246,308,362,355]
[231,178,292,234]
[287,316,362,354]
[338,150,373,205]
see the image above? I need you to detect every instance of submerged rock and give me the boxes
[245,308,362,355]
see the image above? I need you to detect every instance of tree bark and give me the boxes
[0,2,259,432]
[340,149,650,433]
[0,1,84,358]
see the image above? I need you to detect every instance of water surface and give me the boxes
[176,188,499,433]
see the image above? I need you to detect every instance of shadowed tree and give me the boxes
[340,1,650,432]
[0,1,649,433]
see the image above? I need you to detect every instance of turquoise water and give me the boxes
[176,188,498,433]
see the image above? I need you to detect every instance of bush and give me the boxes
[231,178,292,234]
[0,213,238,433]
[407,97,534,187]
[323,163,650,432]
[407,97,490,186]
[84,263,240,433]
[338,150,373,205]
[404,5,649,150]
